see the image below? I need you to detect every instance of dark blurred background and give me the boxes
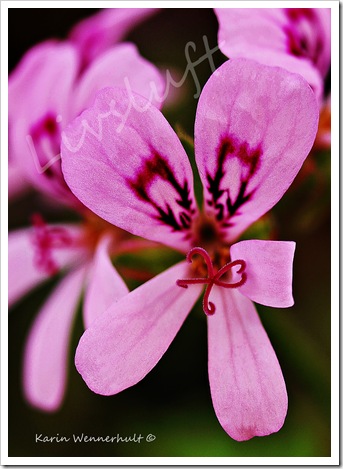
[8,8,331,457]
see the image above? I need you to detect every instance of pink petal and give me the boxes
[9,41,80,205]
[230,240,295,308]
[61,87,198,252]
[195,58,318,243]
[23,267,85,411]
[75,261,202,395]
[73,42,165,114]
[215,8,331,101]
[8,41,68,118]
[8,225,86,307]
[207,288,288,441]
[69,8,159,66]
[83,235,129,329]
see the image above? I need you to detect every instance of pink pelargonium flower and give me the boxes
[215,8,331,103]
[69,8,160,68]
[8,39,164,205]
[61,59,318,440]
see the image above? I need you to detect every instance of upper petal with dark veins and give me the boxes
[61,87,199,252]
[195,58,318,243]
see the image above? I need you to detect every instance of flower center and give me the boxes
[191,213,226,254]
[176,247,246,316]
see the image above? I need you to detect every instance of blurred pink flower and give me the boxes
[8,38,165,411]
[9,215,120,409]
[69,8,160,68]
[8,39,165,204]
[61,59,319,440]
[10,211,162,411]
[215,8,331,103]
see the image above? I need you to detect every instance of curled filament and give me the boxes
[177,247,247,316]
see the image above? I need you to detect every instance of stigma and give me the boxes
[176,247,246,316]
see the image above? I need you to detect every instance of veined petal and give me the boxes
[69,8,159,66]
[83,235,129,329]
[75,261,202,395]
[9,41,80,205]
[207,288,288,441]
[61,87,198,252]
[230,240,295,308]
[215,8,331,101]
[23,267,85,411]
[195,58,318,243]
[73,43,165,115]
[9,224,86,307]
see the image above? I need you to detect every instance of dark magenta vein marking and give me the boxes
[127,150,195,232]
[206,135,262,226]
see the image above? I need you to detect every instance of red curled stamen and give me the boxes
[176,247,247,316]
